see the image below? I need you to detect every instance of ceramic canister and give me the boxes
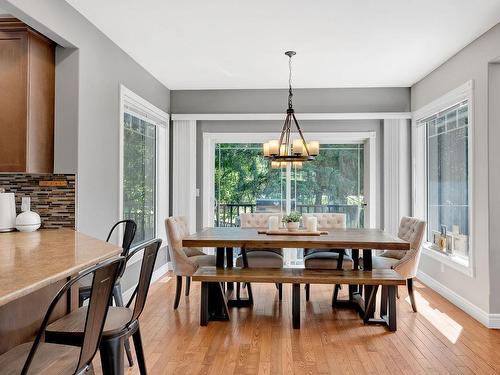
[0,190,16,232]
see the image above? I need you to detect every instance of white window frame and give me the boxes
[412,81,474,276]
[202,131,376,229]
[119,85,169,264]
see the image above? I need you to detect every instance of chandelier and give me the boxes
[263,51,319,169]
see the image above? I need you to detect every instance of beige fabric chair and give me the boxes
[371,216,426,312]
[236,213,284,300]
[236,212,284,267]
[302,213,351,304]
[165,216,216,309]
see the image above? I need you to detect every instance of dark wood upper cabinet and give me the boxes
[0,19,55,173]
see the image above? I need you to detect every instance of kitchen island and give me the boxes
[0,229,121,354]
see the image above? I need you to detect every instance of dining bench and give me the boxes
[192,266,406,330]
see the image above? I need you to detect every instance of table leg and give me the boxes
[200,281,229,326]
[388,285,397,331]
[226,247,253,308]
[362,249,374,319]
[380,285,388,317]
[226,247,234,292]
[199,248,231,325]
[241,248,253,305]
[216,247,225,268]
[292,283,301,329]
[363,285,379,324]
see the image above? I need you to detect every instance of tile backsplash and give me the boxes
[0,174,76,229]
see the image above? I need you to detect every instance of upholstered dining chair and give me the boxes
[302,213,352,305]
[370,216,426,312]
[237,212,284,300]
[165,216,216,309]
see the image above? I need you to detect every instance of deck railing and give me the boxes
[215,203,365,228]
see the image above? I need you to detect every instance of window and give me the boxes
[213,143,365,229]
[120,86,169,246]
[413,82,472,272]
[291,144,365,228]
[123,113,157,244]
[210,135,372,267]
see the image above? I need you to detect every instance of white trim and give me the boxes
[172,112,411,121]
[417,270,499,329]
[412,81,474,276]
[172,120,197,232]
[421,244,472,276]
[122,262,170,302]
[383,119,411,236]
[119,84,170,247]
[365,135,377,228]
[202,131,376,229]
[412,81,473,122]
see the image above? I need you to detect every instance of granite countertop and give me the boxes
[0,229,121,307]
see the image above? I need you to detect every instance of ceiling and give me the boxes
[65,0,500,90]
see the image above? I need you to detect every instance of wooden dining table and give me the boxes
[183,227,410,323]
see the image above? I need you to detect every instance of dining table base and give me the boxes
[200,282,230,326]
[198,246,400,330]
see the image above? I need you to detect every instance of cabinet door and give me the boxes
[0,30,28,172]
[27,32,55,173]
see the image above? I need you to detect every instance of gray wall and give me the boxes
[411,22,500,313]
[3,0,171,288]
[172,88,410,114]
[196,120,383,232]
[488,63,500,312]
[173,87,411,233]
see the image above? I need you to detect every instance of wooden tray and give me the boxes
[258,229,328,236]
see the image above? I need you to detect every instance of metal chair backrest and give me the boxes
[106,219,137,257]
[126,238,162,323]
[106,220,136,278]
[21,257,125,375]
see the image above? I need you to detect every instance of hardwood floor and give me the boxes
[94,273,500,374]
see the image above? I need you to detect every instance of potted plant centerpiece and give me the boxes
[282,212,302,231]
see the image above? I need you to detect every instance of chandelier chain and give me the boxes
[288,54,293,109]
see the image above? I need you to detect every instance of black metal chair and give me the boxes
[79,220,137,306]
[46,238,162,375]
[79,220,137,366]
[0,257,125,375]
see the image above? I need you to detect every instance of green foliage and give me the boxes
[123,113,156,244]
[215,144,282,204]
[282,211,302,223]
[215,143,364,207]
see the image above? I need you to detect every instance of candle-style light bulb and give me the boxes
[308,141,320,156]
[269,140,279,155]
[263,143,270,157]
[292,139,304,155]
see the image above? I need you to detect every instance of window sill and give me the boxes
[421,243,473,277]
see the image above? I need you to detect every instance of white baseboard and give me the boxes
[417,270,500,329]
[122,262,171,302]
